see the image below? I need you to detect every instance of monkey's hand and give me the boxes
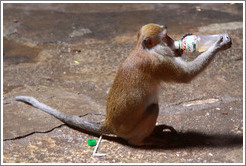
[214,34,232,51]
[174,48,183,57]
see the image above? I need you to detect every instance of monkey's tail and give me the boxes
[15,96,110,135]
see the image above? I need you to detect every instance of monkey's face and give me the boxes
[138,23,183,57]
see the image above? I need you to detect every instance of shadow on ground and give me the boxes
[68,124,243,150]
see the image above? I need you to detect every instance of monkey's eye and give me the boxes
[143,37,153,49]
[143,37,155,49]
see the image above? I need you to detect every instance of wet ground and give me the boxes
[2,3,244,163]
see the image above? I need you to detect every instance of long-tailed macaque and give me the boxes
[16,23,231,146]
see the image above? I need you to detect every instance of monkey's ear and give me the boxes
[142,37,154,49]
[163,28,168,38]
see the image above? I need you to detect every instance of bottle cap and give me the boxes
[88,139,97,146]
[174,41,181,49]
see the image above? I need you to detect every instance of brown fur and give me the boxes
[103,23,173,145]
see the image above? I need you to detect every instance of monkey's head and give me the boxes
[137,23,183,57]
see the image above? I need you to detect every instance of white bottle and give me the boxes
[174,33,230,52]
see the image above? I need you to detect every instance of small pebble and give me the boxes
[13,19,18,23]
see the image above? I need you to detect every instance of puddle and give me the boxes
[3,38,41,65]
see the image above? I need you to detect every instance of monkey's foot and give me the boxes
[152,124,177,136]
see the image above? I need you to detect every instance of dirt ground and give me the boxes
[2,3,244,164]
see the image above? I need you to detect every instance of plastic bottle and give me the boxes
[174,33,230,52]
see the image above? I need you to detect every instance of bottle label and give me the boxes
[182,35,197,52]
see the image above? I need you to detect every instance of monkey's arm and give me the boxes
[168,36,231,83]
[172,48,218,82]
[15,96,105,134]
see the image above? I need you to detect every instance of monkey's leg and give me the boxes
[127,104,159,146]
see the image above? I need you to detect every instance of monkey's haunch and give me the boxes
[15,96,103,135]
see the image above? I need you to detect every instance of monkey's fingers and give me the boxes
[215,34,232,51]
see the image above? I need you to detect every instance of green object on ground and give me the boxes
[88,139,97,146]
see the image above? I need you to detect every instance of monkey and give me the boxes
[16,23,232,146]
